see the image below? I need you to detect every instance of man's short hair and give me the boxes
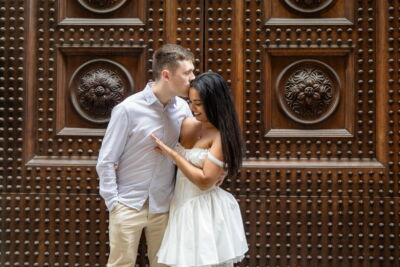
[152,44,194,81]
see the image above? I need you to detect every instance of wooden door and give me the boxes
[1,0,399,266]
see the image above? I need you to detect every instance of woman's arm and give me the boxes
[151,134,225,190]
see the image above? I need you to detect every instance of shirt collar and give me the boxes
[143,82,177,108]
[143,82,158,105]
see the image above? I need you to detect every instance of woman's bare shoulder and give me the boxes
[180,117,201,145]
[181,117,201,132]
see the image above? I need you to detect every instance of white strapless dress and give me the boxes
[157,144,248,267]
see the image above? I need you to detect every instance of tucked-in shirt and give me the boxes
[96,82,192,213]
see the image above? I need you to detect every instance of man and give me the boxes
[96,44,195,266]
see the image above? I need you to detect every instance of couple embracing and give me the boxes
[96,44,248,267]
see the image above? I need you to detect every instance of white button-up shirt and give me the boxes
[96,82,192,213]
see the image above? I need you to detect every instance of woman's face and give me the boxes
[188,87,207,122]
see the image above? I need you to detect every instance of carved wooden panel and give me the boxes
[58,0,146,25]
[265,0,354,25]
[77,0,129,14]
[282,0,336,14]
[2,0,164,265]
[56,46,145,134]
[246,0,376,163]
[68,59,133,124]
[265,51,354,137]
[275,59,341,125]
[1,0,400,266]
[238,0,397,266]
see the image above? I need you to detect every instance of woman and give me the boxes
[152,72,248,267]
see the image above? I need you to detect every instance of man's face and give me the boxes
[168,60,195,98]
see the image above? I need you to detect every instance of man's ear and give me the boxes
[161,69,169,81]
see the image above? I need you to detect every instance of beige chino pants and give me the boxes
[107,202,168,267]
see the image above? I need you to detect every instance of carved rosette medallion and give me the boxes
[275,59,340,124]
[69,59,134,124]
[77,0,128,13]
[282,0,335,14]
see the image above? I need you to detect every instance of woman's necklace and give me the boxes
[198,125,205,140]
[198,123,213,140]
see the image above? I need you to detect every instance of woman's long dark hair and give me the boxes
[190,72,243,178]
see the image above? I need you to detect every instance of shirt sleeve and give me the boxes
[96,104,130,211]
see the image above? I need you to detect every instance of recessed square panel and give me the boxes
[57,0,146,25]
[56,46,146,136]
[264,0,354,25]
[264,48,355,137]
